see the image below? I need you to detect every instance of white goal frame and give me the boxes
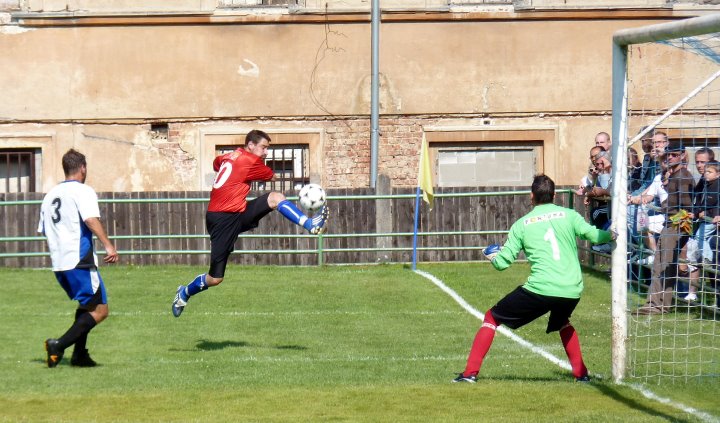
[610,13,720,383]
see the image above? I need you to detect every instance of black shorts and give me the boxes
[206,193,273,278]
[491,286,580,333]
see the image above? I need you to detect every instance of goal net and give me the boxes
[611,15,720,384]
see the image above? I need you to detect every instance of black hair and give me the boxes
[531,174,555,205]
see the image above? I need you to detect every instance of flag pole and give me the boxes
[411,186,422,270]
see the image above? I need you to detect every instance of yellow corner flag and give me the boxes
[418,136,434,209]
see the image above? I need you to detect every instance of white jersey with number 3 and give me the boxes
[37,181,101,271]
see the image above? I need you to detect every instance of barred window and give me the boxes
[0,149,38,193]
[216,144,310,192]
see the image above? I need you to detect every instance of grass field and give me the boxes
[0,263,718,422]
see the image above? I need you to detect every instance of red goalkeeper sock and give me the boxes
[560,324,588,378]
[463,310,498,377]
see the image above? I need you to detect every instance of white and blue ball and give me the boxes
[298,184,326,212]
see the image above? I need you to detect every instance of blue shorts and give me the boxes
[54,268,107,306]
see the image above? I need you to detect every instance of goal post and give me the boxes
[611,14,720,383]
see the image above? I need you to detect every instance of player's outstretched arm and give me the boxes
[84,217,119,263]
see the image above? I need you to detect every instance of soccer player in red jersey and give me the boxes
[172,130,328,317]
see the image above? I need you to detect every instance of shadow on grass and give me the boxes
[590,382,690,423]
[196,340,250,350]
[490,371,689,421]
[194,339,308,351]
[479,374,574,383]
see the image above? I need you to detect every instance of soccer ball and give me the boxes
[298,184,326,211]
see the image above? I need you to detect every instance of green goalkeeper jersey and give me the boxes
[491,203,612,299]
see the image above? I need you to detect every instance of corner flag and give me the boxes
[418,136,434,209]
[412,136,434,270]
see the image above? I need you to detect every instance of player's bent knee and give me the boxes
[90,304,109,323]
[267,192,286,209]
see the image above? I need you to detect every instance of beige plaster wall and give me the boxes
[0,12,717,191]
[3,18,703,121]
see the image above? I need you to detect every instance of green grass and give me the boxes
[0,263,717,422]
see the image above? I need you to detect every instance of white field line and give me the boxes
[414,269,719,423]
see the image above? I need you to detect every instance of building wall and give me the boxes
[1,5,718,192]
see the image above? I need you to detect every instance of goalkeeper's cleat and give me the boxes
[575,375,591,383]
[309,205,329,235]
[172,285,188,318]
[45,338,64,368]
[71,348,97,367]
[452,373,477,383]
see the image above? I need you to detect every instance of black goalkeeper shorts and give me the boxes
[206,193,273,278]
[490,286,580,333]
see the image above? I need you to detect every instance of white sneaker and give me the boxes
[683,293,697,302]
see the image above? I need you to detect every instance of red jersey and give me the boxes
[208,148,274,212]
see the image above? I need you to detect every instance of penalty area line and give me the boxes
[414,269,719,423]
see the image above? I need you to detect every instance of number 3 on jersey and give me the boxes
[544,227,561,260]
[213,162,232,189]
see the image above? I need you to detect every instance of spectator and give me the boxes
[686,159,720,301]
[635,132,658,194]
[595,131,612,152]
[629,155,669,266]
[576,146,604,196]
[584,150,613,253]
[636,144,696,314]
[628,147,642,193]
[628,131,659,249]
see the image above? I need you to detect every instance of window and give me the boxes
[0,149,38,193]
[216,144,310,191]
[425,129,553,188]
[437,143,541,187]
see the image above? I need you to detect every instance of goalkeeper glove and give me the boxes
[483,244,502,261]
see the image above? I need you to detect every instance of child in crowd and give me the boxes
[686,161,720,301]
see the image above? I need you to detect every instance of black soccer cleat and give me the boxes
[452,373,477,383]
[575,375,591,383]
[71,348,97,367]
[45,338,64,368]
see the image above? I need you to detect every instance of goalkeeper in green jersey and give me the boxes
[453,174,615,383]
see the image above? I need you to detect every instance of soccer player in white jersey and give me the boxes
[38,149,119,367]
[453,174,615,383]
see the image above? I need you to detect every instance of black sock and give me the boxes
[73,309,90,353]
[57,311,96,350]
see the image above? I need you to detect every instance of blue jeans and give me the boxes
[693,222,717,263]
